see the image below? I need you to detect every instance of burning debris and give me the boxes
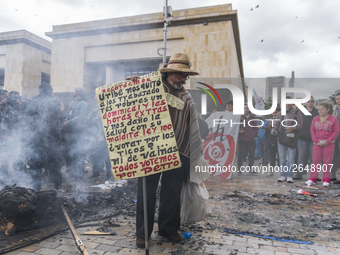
[0,180,137,253]
[0,186,37,235]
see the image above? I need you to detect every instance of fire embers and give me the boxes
[0,186,37,235]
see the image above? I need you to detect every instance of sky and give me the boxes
[1,0,340,99]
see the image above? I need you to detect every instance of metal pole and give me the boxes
[163,0,168,66]
[143,177,149,255]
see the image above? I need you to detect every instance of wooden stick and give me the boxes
[61,205,89,255]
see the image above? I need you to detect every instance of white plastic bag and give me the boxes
[180,181,211,224]
[190,157,211,184]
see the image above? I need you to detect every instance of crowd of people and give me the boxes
[220,94,340,187]
[0,83,112,191]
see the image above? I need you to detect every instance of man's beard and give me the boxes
[173,80,186,90]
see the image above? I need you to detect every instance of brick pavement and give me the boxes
[3,160,340,255]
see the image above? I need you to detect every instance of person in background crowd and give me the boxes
[332,92,340,184]
[293,96,318,179]
[237,104,259,175]
[133,53,203,248]
[88,108,112,180]
[25,82,63,191]
[272,98,303,183]
[62,87,88,178]
[258,115,269,167]
[306,103,339,187]
[197,112,209,140]
[226,100,233,112]
[266,105,281,176]
[0,89,19,182]
[0,90,10,184]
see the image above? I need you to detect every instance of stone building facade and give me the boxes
[0,30,51,97]
[46,4,245,110]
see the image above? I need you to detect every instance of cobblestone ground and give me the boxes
[3,160,340,255]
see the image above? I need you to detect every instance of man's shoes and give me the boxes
[163,233,182,243]
[333,179,340,184]
[277,177,287,182]
[317,178,321,181]
[330,178,337,181]
[306,180,317,186]
[287,177,294,183]
[292,173,302,179]
[136,237,145,248]
[323,182,330,187]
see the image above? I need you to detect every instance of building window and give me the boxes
[41,72,50,84]
[125,67,158,78]
[0,69,4,87]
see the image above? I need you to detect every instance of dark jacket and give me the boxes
[25,93,62,145]
[65,98,88,132]
[298,107,318,142]
[0,102,18,137]
[238,114,258,142]
[273,107,303,133]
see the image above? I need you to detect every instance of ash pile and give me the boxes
[0,179,137,253]
[211,187,340,242]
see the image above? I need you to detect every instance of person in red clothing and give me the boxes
[306,103,339,187]
[237,104,259,175]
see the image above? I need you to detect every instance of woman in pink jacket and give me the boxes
[306,103,339,187]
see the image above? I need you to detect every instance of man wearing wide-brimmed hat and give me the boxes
[135,53,203,248]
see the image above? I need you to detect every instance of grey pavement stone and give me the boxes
[247,237,273,246]
[85,248,105,255]
[36,240,61,249]
[58,252,79,255]
[233,240,258,248]
[35,248,62,255]
[113,239,137,248]
[299,244,328,251]
[287,247,317,254]
[246,248,275,255]
[95,244,122,253]
[222,234,247,242]
[55,244,79,253]
[52,238,74,246]
[315,251,340,255]
[12,252,31,255]
[82,241,101,249]
[271,240,301,248]
[203,247,231,254]
[93,237,119,245]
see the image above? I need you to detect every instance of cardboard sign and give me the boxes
[96,72,181,180]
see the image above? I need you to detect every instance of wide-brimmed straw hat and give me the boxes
[159,53,199,76]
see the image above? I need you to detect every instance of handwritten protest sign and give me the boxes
[96,72,182,180]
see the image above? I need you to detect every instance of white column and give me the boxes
[106,66,114,84]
